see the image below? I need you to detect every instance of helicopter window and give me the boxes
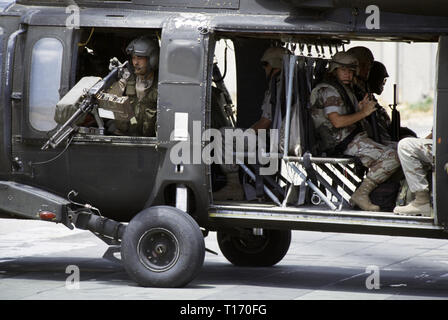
[29,37,63,131]
[68,29,162,139]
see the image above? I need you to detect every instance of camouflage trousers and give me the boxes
[344,132,400,185]
[397,137,433,193]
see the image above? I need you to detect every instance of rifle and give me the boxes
[42,60,128,150]
[390,84,400,141]
[367,92,382,144]
[212,62,236,127]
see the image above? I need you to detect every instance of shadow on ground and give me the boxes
[0,256,447,299]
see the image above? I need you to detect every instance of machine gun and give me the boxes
[42,60,128,150]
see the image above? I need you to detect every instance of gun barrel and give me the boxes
[41,126,75,150]
[41,105,85,150]
[393,83,397,106]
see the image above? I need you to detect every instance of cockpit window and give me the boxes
[29,37,63,131]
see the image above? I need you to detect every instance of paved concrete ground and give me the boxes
[0,218,447,300]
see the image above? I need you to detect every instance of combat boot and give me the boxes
[213,172,244,201]
[393,191,432,217]
[350,178,380,211]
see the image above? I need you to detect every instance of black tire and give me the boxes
[121,206,205,287]
[217,229,291,267]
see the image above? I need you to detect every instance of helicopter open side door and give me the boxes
[435,36,448,230]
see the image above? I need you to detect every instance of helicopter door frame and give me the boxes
[434,35,448,230]
[0,15,21,177]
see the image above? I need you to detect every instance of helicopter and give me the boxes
[1,0,448,288]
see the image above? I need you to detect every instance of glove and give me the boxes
[108,57,121,71]
[120,67,131,81]
[109,57,131,80]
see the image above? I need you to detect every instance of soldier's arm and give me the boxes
[328,94,376,128]
[251,89,273,132]
[251,117,272,132]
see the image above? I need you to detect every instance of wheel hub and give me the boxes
[137,228,180,272]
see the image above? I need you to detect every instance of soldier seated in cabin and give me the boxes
[309,51,401,211]
[54,36,160,138]
[214,46,290,201]
[106,36,159,137]
[393,131,433,217]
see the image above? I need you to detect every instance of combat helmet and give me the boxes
[346,46,374,79]
[329,51,359,73]
[260,47,291,69]
[346,46,374,65]
[126,36,160,72]
[368,60,389,94]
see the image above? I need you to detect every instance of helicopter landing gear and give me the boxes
[217,228,291,267]
[121,206,205,287]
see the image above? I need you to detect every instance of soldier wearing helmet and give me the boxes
[346,46,374,83]
[365,60,397,143]
[109,36,160,136]
[310,51,400,212]
[215,46,290,201]
[347,47,395,146]
[368,60,389,95]
[251,46,290,131]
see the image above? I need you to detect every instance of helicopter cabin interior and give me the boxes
[209,32,436,215]
[62,26,440,225]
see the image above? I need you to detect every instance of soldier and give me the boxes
[251,46,290,132]
[368,60,389,96]
[366,60,394,143]
[347,46,374,94]
[347,47,393,145]
[109,36,159,136]
[310,51,401,211]
[368,61,417,141]
[393,133,433,216]
[215,46,289,201]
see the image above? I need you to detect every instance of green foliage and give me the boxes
[408,96,433,112]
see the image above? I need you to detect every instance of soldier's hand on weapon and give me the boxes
[109,57,130,79]
[109,57,121,70]
[120,67,131,81]
[359,94,377,117]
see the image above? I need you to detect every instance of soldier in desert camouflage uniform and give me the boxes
[393,133,433,216]
[310,51,401,211]
[214,47,290,201]
[347,47,397,146]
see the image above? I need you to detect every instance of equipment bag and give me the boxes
[369,180,401,212]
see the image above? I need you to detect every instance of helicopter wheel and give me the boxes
[121,206,205,287]
[217,228,291,267]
